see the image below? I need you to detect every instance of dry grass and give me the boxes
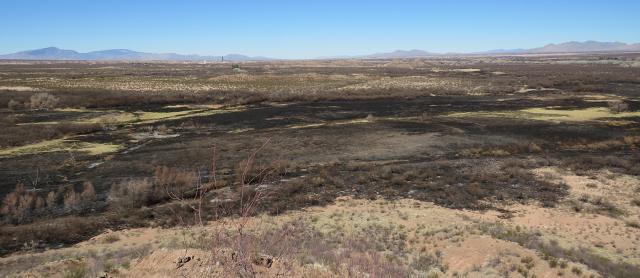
[1,57,640,277]
[448,107,640,123]
[0,138,122,157]
[2,193,636,277]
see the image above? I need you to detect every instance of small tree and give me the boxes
[63,189,81,210]
[34,196,45,210]
[108,179,154,210]
[46,191,57,209]
[1,183,37,223]
[80,181,97,202]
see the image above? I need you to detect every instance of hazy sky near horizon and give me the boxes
[1,0,639,58]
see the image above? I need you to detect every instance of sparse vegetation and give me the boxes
[1,181,103,225]
[7,99,22,110]
[608,100,629,113]
[29,92,60,110]
[1,56,640,277]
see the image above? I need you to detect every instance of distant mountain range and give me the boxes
[344,41,640,59]
[0,47,271,61]
[362,49,436,59]
[481,41,640,55]
[1,41,639,61]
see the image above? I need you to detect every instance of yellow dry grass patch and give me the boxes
[164,104,225,109]
[0,86,42,91]
[431,68,481,73]
[136,110,201,124]
[525,167,640,265]
[283,116,430,132]
[227,128,255,134]
[79,111,137,124]
[79,110,194,125]
[581,94,622,102]
[0,138,122,157]
[287,123,328,129]
[54,107,93,113]
[448,107,640,123]
[286,118,373,129]
[3,197,607,278]
[15,121,60,126]
[523,107,640,121]
[76,106,246,125]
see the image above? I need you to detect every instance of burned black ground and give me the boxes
[1,56,639,256]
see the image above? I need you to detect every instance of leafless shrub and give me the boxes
[101,234,120,243]
[60,182,98,212]
[1,183,37,223]
[233,158,289,186]
[80,182,97,202]
[570,194,626,217]
[626,220,640,229]
[161,140,302,276]
[62,260,87,278]
[155,166,197,197]
[0,170,77,224]
[7,99,22,110]
[410,253,444,273]
[63,189,82,210]
[29,92,59,110]
[589,196,626,217]
[108,179,154,210]
[108,166,201,212]
[608,100,629,113]
[45,187,64,209]
[161,140,416,276]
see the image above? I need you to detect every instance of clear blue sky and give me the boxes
[1,0,639,58]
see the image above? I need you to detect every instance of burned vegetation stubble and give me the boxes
[0,56,639,277]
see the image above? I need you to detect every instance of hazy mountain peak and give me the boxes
[2,41,640,61]
[363,49,435,59]
[531,41,638,53]
[0,47,272,61]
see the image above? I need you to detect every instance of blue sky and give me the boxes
[1,0,639,58]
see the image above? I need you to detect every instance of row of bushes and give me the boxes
[7,92,60,110]
[2,89,219,110]
[1,165,221,225]
[0,166,203,254]
[1,182,98,224]
[108,166,199,210]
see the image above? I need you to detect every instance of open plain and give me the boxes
[1,54,640,277]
